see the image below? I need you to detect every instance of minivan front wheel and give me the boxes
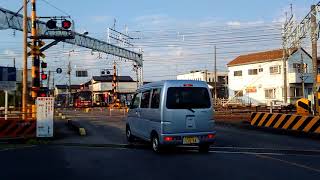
[126,125,135,143]
[151,135,161,153]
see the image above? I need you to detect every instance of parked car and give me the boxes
[126,80,215,153]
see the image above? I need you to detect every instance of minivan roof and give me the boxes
[138,80,209,91]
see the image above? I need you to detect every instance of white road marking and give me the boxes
[255,154,320,173]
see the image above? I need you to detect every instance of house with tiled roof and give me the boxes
[82,75,138,106]
[227,48,313,105]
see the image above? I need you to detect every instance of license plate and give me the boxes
[183,136,199,144]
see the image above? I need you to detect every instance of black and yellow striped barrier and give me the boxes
[296,98,311,116]
[250,112,320,134]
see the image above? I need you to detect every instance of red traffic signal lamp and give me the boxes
[62,20,72,29]
[39,91,47,97]
[38,87,49,97]
[41,73,47,80]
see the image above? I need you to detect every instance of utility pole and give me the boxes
[52,71,55,90]
[31,0,40,119]
[214,45,217,99]
[47,70,51,89]
[67,60,71,106]
[112,61,117,103]
[205,69,208,82]
[283,52,288,104]
[300,53,306,98]
[22,0,28,120]
[311,4,318,115]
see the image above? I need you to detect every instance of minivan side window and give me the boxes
[130,93,141,109]
[140,90,151,108]
[151,88,161,109]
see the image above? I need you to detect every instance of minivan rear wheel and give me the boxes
[151,135,161,153]
[126,125,135,143]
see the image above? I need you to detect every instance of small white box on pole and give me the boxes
[36,97,54,137]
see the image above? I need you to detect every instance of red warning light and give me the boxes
[61,20,72,29]
[41,73,47,80]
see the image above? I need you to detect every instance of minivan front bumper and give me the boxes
[160,131,216,145]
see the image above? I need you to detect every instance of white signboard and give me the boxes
[36,97,54,137]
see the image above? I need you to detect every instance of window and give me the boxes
[130,93,141,109]
[140,90,151,108]
[234,70,242,76]
[290,87,303,97]
[151,88,161,108]
[234,90,243,97]
[166,87,210,109]
[259,68,263,72]
[265,89,276,99]
[208,78,211,82]
[76,70,88,77]
[270,65,281,74]
[248,69,258,75]
[293,63,307,73]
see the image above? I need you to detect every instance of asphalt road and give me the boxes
[1,108,320,180]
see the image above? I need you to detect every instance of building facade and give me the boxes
[85,75,138,106]
[227,48,313,105]
[177,71,228,98]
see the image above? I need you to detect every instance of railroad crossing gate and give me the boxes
[36,97,54,137]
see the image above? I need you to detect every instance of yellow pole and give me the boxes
[22,0,28,120]
[31,0,39,119]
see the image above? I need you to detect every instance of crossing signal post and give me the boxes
[30,0,40,119]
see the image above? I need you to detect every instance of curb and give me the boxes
[215,121,250,128]
[67,120,87,136]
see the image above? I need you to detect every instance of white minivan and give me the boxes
[126,80,215,153]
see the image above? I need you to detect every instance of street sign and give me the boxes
[0,66,16,81]
[0,67,16,91]
[0,81,16,91]
[36,97,54,137]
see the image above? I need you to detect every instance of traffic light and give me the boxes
[41,73,47,80]
[46,19,57,29]
[62,20,72,29]
[38,87,49,97]
[41,62,47,68]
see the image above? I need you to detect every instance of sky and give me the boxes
[0,0,319,85]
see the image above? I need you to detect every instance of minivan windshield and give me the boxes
[166,87,211,109]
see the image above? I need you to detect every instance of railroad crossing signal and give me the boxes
[46,19,57,29]
[62,20,72,29]
[41,73,47,80]
[27,40,46,58]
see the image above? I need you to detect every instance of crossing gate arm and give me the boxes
[0,6,143,66]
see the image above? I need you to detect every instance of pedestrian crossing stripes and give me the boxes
[250,112,320,134]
